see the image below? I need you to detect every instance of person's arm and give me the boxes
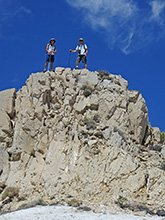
[70,49,78,53]
[53,46,57,54]
[84,44,88,56]
[46,44,49,54]
[85,48,88,57]
[70,45,78,53]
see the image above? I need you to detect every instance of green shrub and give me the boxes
[160,132,165,143]
[82,117,90,123]
[67,198,82,207]
[115,195,127,208]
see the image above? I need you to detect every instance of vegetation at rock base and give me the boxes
[115,195,128,208]
[67,198,82,207]
[160,131,165,143]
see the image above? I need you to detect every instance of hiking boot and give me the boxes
[75,67,78,69]
[43,69,46,73]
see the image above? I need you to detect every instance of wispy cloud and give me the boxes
[149,0,165,23]
[0,6,31,22]
[0,1,31,37]
[66,0,165,54]
[1,6,31,21]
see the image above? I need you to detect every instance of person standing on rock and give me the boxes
[69,38,88,69]
[43,38,57,72]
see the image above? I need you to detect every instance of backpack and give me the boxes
[78,44,86,55]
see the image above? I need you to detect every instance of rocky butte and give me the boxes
[0,68,164,216]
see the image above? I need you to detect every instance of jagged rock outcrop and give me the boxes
[0,68,164,214]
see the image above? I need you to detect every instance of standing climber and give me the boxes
[43,38,57,72]
[70,38,88,69]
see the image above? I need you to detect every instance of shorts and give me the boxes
[77,55,87,64]
[46,55,55,62]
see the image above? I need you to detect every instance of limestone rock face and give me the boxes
[0,68,164,213]
[0,88,16,118]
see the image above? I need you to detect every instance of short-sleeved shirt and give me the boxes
[76,44,87,55]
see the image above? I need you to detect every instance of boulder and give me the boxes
[0,143,8,174]
[73,96,90,113]
[0,108,12,142]
[0,88,16,118]
[161,145,165,158]
[151,127,161,144]
[78,70,99,88]
[128,94,148,144]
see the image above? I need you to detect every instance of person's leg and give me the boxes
[82,56,87,69]
[43,55,50,72]
[76,59,80,68]
[76,55,81,69]
[51,62,54,71]
[44,61,49,71]
[50,56,55,71]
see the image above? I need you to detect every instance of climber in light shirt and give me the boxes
[70,38,88,69]
[43,38,57,72]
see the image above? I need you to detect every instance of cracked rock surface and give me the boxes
[0,68,164,214]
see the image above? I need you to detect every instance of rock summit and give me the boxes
[0,68,164,215]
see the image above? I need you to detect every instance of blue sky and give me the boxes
[0,0,165,131]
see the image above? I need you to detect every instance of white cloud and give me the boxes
[149,0,165,25]
[122,31,134,55]
[150,1,165,18]
[66,0,165,54]
[0,1,31,37]
[17,6,31,15]
[1,6,31,21]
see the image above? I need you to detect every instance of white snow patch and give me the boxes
[0,205,163,220]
